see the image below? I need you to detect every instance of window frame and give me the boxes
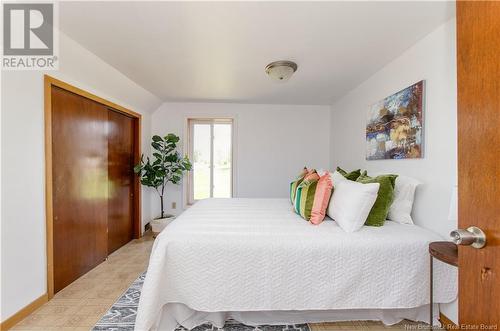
[186,118,234,205]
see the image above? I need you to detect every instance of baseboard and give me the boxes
[0,293,48,331]
[440,312,458,330]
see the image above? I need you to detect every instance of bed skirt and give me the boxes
[152,303,440,331]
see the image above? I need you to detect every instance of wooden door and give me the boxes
[457,1,500,325]
[107,110,135,254]
[52,87,109,293]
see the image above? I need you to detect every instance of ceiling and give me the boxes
[60,1,455,105]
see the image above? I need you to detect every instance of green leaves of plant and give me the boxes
[133,164,142,174]
[181,155,192,171]
[165,153,179,163]
[151,142,162,150]
[165,133,180,144]
[152,135,163,142]
[134,133,192,192]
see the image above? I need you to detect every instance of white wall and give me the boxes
[1,16,459,325]
[0,31,161,322]
[150,102,331,218]
[329,19,458,322]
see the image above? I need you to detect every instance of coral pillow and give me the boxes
[310,172,334,225]
[304,170,320,181]
[294,171,333,225]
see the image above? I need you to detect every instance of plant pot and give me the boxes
[151,215,176,237]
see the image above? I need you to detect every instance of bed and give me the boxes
[135,198,457,331]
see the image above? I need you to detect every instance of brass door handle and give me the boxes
[450,226,486,249]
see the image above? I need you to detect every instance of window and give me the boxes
[187,119,233,204]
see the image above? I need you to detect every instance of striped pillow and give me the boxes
[295,172,333,224]
[294,171,320,218]
[290,167,308,204]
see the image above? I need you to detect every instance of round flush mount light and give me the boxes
[265,60,298,82]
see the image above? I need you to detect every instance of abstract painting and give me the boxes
[366,80,424,160]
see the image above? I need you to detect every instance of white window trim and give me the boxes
[184,117,236,207]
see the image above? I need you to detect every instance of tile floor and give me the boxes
[11,233,153,331]
[11,232,428,331]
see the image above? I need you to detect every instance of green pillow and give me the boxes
[294,175,319,221]
[356,172,398,226]
[336,167,361,181]
[290,168,308,204]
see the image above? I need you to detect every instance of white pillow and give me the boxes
[326,171,380,233]
[387,175,420,224]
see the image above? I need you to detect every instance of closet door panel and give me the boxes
[51,87,108,293]
[107,110,135,254]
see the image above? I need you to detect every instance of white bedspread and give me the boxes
[135,198,457,331]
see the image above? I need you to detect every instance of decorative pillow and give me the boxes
[290,167,308,204]
[310,172,334,225]
[326,171,380,232]
[294,171,320,217]
[336,166,361,181]
[356,172,398,227]
[387,175,420,224]
[316,169,329,176]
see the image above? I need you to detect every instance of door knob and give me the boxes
[450,226,486,249]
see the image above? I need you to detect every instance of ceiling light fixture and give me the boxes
[265,60,298,82]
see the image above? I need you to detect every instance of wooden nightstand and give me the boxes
[429,241,458,328]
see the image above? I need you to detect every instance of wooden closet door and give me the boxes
[457,1,500,324]
[107,110,135,254]
[52,87,109,293]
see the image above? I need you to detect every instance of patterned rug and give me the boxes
[92,272,145,330]
[92,272,310,331]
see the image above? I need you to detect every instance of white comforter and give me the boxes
[135,198,456,330]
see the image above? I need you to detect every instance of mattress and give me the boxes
[135,198,457,331]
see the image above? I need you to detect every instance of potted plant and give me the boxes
[134,133,192,235]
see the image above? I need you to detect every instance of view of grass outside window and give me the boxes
[191,120,232,201]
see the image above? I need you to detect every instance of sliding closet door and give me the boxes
[51,87,109,293]
[107,110,135,254]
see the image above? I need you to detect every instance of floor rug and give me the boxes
[92,272,310,331]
